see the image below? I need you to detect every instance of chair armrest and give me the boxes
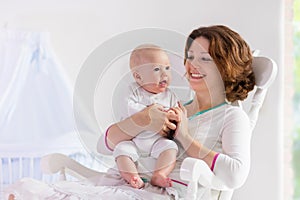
[180,157,231,191]
[40,153,102,181]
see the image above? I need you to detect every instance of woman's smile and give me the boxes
[190,73,206,79]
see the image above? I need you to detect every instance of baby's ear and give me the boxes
[133,71,142,82]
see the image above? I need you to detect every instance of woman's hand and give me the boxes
[144,104,178,135]
[158,109,179,139]
[169,102,189,142]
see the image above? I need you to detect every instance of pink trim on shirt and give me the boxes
[171,179,188,187]
[210,153,220,171]
[105,126,114,151]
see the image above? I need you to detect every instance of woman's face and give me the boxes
[185,37,224,95]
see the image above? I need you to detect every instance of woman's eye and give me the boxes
[186,55,194,60]
[154,67,160,71]
[165,66,170,70]
[200,57,212,62]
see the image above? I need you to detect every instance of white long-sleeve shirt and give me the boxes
[169,102,251,198]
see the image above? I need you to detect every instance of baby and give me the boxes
[113,44,178,189]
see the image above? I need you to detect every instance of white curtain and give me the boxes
[0,29,82,152]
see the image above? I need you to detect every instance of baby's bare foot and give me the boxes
[130,176,145,189]
[151,174,172,188]
[8,194,15,200]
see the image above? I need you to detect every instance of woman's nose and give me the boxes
[187,60,199,69]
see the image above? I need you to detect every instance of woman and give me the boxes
[98,25,255,199]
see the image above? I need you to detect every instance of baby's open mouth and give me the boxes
[159,80,167,86]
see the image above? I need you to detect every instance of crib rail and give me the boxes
[0,147,103,199]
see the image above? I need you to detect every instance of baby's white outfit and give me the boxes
[113,82,178,162]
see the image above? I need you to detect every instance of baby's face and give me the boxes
[134,51,171,94]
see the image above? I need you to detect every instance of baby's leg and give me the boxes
[151,148,177,188]
[116,155,144,189]
[114,141,144,188]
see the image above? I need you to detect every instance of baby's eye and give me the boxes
[165,66,170,70]
[154,67,160,71]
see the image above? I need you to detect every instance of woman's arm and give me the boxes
[174,104,251,189]
[97,104,178,154]
[175,121,218,169]
[177,133,218,167]
[211,109,251,189]
[173,103,217,168]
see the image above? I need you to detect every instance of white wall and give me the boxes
[0,0,284,199]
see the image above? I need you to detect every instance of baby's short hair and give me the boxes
[129,44,164,70]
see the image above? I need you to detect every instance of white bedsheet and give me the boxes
[3,172,178,200]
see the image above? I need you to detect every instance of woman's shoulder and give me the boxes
[224,104,249,121]
[222,104,250,130]
[215,104,252,140]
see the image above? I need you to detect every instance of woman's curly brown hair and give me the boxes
[184,25,255,102]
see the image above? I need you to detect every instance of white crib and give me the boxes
[0,29,103,199]
[0,134,107,199]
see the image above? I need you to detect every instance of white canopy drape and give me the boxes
[0,29,82,153]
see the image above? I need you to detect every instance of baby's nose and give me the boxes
[161,71,168,77]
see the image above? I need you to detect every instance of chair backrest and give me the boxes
[232,56,278,131]
[219,55,277,200]
[244,56,278,131]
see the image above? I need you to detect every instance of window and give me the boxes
[293,0,300,199]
